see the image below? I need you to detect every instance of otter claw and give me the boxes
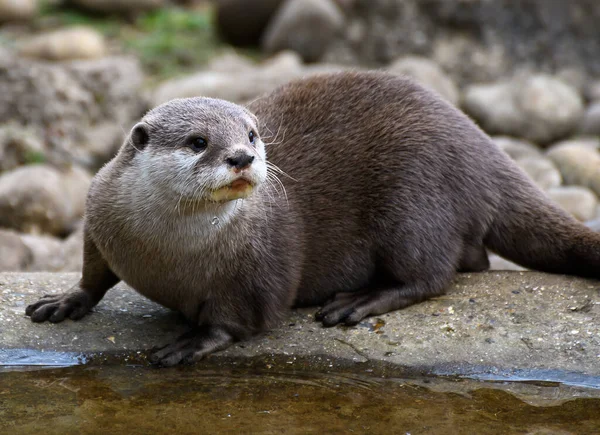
[25,291,93,323]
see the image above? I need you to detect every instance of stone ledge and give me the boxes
[0,272,598,383]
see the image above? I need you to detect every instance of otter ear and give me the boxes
[130,123,149,150]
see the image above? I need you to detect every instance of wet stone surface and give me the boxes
[0,272,599,383]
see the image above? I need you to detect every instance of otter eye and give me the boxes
[189,137,207,152]
[249,130,255,144]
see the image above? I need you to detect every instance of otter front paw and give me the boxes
[25,291,95,323]
[149,325,234,367]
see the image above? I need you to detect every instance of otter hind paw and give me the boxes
[149,325,234,367]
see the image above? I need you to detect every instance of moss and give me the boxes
[34,2,244,82]
[23,150,46,165]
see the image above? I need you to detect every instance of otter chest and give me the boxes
[93,218,240,320]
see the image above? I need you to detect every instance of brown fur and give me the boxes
[26,71,600,366]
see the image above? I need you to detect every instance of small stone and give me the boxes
[0,0,37,22]
[489,254,526,271]
[0,123,46,172]
[0,165,92,236]
[152,51,304,105]
[579,102,600,136]
[0,229,33,272]
[546,140,600,197]
[463,74,584,145]
[514,156,562,191]
[20,233,66,272]
[492,136,542,161]
[387,56,459,105]
[18,27,107,61]
[262,0,345,62]
[547,186,598,222]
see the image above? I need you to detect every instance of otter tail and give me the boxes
[484,167,600,278]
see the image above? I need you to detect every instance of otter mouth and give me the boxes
[210,177,255,202]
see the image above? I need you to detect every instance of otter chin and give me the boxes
[210,178,255,202]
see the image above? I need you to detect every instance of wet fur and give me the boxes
[26,71,600,365]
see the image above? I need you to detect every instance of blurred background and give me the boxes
[0,0,599,273]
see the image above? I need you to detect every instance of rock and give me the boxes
[62,224,84,272]
[463,74,584,145]
[17,27,107,61]
[215,0,284,46]
[546,186,598,222]
[262,0,345,62]
[546,140,600,196]
[432,36,509,86]
[514,157,562,191]
[488,254,526,271]
[0,53,144,171]
[387,56,459,105]
[320,0,600,84]
[0,165,91,236]
[79,122,124,170]
[0,0,37,22]
[152,51,304,105]
[9,271,600,380]
[206,51,256,73]
[0,229,32,272]
[579,101,600,135]
[586,81,600,102]
[0,123,46,172]
[586,218,600,232]
[20,233,65,271]
[492,136,542,161]
[70,0,164,14]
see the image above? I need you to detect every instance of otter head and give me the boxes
[125,97,267,209]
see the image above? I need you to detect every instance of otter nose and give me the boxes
[226,153,254,170]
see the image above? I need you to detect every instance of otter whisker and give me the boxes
[266,170,289,207]
[267,162,297,182]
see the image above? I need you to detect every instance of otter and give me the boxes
[25,71,600,366]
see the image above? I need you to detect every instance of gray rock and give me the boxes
[0,53,144,171]
[546,186,598,222]
[0,165,91,236]
[71,0,164,14]
[152,51,305,105]
[387,56,459,105]
[432,35,509,86]
[586,80,600,102]
[546,140,600,196]
[0,123,46,172]
[262,0,345,62]
[488,254,526,271]
[79,122,124,170]
[586,218,600,232]
[215,0,284,46]
[579,101,600,135]
[0,230,32,272]
[492,136,542,161]
[321,0,600,84]
[205,51,256,73]
[514,157,562,191]
[3,271,600,379]
[61,225,84,272]
[0,0,37,22]
[20,233,65,272]
[17,26,107,61]
[463,74,584,145]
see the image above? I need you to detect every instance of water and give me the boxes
[1,357,599,434]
